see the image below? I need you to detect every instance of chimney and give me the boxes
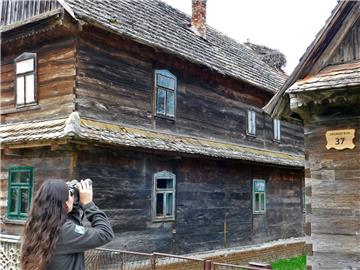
[191,0,207,38]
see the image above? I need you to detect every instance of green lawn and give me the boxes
[271,255,306,270]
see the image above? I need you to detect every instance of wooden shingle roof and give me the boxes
[65,0,286,93]
[0,113,304,168]
[264,0,358,119]
[287,61,360,93]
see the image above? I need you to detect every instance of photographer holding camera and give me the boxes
[20,179,114,270]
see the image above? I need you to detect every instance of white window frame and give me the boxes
[15,52,37,107]
[154,70,176,118]
[152,171,176,221]
[253,179,266,214]
[247,110,256,135]
[273,119,281,141]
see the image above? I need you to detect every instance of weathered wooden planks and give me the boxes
[1,36,76,123]
[305,118,360,269]
[76,27,304,156]
[74,147,304,254]
[0,147,73,235]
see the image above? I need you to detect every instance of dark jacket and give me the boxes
[46,201,114,270]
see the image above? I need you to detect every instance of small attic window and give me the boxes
[15,53,37,107]
[247,110,256,135]
[273,119,281,142]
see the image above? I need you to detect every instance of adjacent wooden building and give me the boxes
[1,0,304,259]
[265,1,360,269]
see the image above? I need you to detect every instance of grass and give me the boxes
[271,255,306,270]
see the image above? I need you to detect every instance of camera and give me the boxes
[67,178,93,205]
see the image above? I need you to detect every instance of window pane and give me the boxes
[157,178,173,189]
[20,189,29,214]
[156,193,164,216]
[255,193,260,212]
[11,171,30,184]
[254,180,265,192]
[166,91,175,116]
[165,193,173,216]
[10,189,18,213]
[248,110,256,134]
[25,74,35,103]
[157,73,175,89]
[260,193,265,211]
[156,88,166,114]
[274,119,281,140]
[17,76,25,105]
[16,58,34,74]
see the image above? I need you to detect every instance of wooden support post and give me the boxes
[204,260,212,270]
[150,254,156,270]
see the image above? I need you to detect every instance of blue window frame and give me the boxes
[152,171,176,221]
[253,179,266,214]
[155,70,176,118]
[7,166,34,220]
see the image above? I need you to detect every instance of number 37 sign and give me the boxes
[325,129,356,150]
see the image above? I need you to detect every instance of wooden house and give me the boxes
[1,0,304,257]
[264,1,360,269]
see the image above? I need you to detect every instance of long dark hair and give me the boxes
[21,179,69,270]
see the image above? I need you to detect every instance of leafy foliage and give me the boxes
[272,255,306,270]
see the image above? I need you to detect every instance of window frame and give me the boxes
[247,110,256,136]
[152,171,176,222]
[154,70,177,119]
[14,52,37,107]
[7,166,34,220]
[273,118,281,142]
[252,179,266,214]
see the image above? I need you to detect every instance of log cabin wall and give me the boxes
[76,27,303,156]
[0,33,76,124]
[76,147,304,254]
[304,118,360,269]
[0,147,74,236]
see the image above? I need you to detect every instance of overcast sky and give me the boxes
[162,0,338,74]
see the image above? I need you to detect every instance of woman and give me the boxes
[21,179,114,270]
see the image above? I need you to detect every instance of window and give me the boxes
[155,70,176,118]
[273,119,281,141]
[247,110,256,135]
[152,171,176,221]
[15,53,37,106]
[7,167,34,220]
[253,179,266,214]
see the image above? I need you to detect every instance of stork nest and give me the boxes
[245,42,287,71]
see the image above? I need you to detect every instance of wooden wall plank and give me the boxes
[76,27,304,156]
[75,147,304,254]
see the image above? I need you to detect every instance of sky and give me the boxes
[161,0,338,75]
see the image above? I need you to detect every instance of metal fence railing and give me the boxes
[0,237,271,270]
[85,248,272,270]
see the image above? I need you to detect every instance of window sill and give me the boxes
[1,104,40,115]
[152,217,175,223]
[154,114,175,122]
[253,212,266,215]
[246,133,257,138]
[3,217,27,225]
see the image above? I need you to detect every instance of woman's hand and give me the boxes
[77,179,93,206]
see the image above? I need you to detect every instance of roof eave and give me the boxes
[263,0,353,120]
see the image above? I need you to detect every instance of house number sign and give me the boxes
[325,129,356,150]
